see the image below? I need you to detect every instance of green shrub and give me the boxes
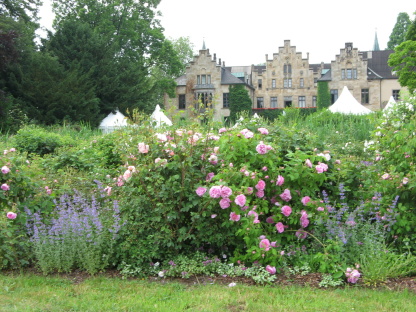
[14,125,74,156]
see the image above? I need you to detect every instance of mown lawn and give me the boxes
[1,273,415,312]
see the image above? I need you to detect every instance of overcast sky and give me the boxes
[39,0,415,66]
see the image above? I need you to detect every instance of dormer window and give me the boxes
[197,74,211,85]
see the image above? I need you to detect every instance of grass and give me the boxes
[1,273,415,312]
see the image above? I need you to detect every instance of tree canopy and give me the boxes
[229,85,252,122]
[1,0,184,129]
[388,40,416,94]
[387,12,411,50]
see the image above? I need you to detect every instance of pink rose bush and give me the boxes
[345,268,361,283]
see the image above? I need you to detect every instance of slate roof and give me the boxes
[318,69,332,81]
[221,67,246,85]
[363,50,397,79]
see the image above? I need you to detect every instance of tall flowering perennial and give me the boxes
[25,191,123,274]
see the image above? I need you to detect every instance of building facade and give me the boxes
[165,40,406,120]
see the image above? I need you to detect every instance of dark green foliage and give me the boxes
[229,85,253,122]
[405,12,416,41]
[388,12,412,49]
[317,81,331,110]
[388,40,416,93]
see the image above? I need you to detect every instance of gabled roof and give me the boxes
[221,67,246,85]
[363,50,397,79]
[318,69,332,81]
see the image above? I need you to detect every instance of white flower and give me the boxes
[228,282,236,287]
[158,271,165,277]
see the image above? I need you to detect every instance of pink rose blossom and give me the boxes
[262,166,268,171]
[256,141,272,154]
[281,205,292,217]
[9,148,16,152]
[138,142,149,153]
[403,177,409,185]
[221,186,233,198]
[255,180,266,190]
[381,173,390,180]
[301,196,311,206]
[1,166,10,174]
[315,162,328,173]
[317,207,325,212]
[276,175,284,186]
[300,215,310,228]
[219,127,227,134]
[258,127,269,135]
[1,183,10,191]
[211,214,217,218]
[256,190,264,198]
[209,186,222,198]
[196,187,207,197]
[206,172,215,182]
[6,212,17,219]
[259,239,271,251]
[295,229,308,239]
[265,265,276,274]
[123,170,132,181]
[229,212,241,221]
[234,194,247,207]
[345,268,361,283]
[219,198,231,209]
[208,154,218,164]
[240,129,254,139]
[213,147,220,154]
[266,216,275,224]
[280,189,292,202]
[305,159,313,168]
[276,222,285,233]
[246,187,253,195]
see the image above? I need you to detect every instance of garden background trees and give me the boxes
[1,0,184,129]
[388,12,416,93]
[387,12,411,49]
[316,81,331,110]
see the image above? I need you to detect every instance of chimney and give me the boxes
[219,58,221,65]
[213,53,216,61]
[223,61,225,67]
[307,52,309,59]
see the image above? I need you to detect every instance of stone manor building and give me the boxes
[164,39,406,121]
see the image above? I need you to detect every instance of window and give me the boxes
[284,64,292,73]
[298,96,306,108]
[342,68,357,79]
[195,92,212,108]
[257,97,264,108]
[272,79,276,89]
[223,93,230,108]
[361,89,369,104]
[271,97,277,108]
[197,75,200,85]
[312,96,317,107]
[258,79,262,89]
[201,75,206,84]
[330,89,338,104]
[284,78,292,88]
[392,90,400,101]
[300,78,304,88]
[178,94,186,109]
[284,96,292,108]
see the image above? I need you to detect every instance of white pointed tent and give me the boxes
[99,110,128,133]
[150,105,173,128]
[328,86,372,115]
[383,96,397,111]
